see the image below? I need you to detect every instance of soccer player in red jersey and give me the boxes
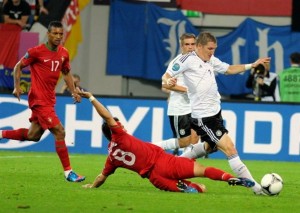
[78,89,254,193]
[0,21,85,182]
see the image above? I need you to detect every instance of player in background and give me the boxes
[78,89,254,193]
[154,33,200,155]
[162,32,270,195]
[0,21,85,182]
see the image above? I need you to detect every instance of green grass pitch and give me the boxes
[0,150,299,213]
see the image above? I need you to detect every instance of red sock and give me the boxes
[204,167,234,181]
[2,129,28,141]
[55,140,71,171]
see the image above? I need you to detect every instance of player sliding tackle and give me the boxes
[77,89,254,193]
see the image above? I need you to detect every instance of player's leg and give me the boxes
[49,122,85,182]
[152,138,179,150]
[193,161,254,188]
[148,167,205,193]
[0,112,44,141]
[217,133,262,193]
[40,106,84,182]
[148,153,203,192]
[180,139,208,159]
[27,122,45,141]
[180,119,213,159]
[152,115,180,152]
[199,111,262,194]
[153,114,194,154]
[1,128,30,141]
[194,162,233,181]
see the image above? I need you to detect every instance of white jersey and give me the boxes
[166,51,230,118]
[166,54,191,116]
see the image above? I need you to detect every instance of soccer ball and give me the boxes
[260,173,283,196]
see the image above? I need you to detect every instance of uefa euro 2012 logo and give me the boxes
[172,63,180,71]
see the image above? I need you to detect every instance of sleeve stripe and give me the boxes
[179,52,195,63]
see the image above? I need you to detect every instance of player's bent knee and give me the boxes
[28,136,41,142]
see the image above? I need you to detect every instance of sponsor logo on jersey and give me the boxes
[43,59,51,62]
[172,63,180,71]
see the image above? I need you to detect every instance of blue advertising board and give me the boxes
[0,94,299,162]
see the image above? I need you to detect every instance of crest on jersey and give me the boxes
[47,117,52,124]
[24,52,29,59]
[61,57,65,63]
[180,129,185,135]
[172,63,180,71]
[216,130,222,137]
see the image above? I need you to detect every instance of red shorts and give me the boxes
[29,106,61,130]
[148,153,195,192]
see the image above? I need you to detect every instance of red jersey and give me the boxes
[102,123,165,178]
[21,44,71,108]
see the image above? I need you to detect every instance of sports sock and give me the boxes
[180,140,206,159]
[55,140,72,172]
[2,129,29,141]
[64,170,72,178]
[228,155,261,192]
[204,167,234,181]
[152,138,179,150]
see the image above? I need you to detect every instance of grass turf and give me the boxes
[0,150,299,213]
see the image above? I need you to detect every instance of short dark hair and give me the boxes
[101,117,119,141]
[48,21,63,32]
[290,52,300,64]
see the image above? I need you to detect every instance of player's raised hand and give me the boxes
[252,57,271,68]
[76,88,93,99]
[12,87,24,101]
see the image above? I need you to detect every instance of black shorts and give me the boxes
[190,110,228,150]
[168,113,192,138]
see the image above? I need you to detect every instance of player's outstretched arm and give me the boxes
[82,173,107,189]
[226,57,271,75]
[77,89,117,127]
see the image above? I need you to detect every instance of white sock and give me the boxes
[152,138,179,150]
[182,145,192,154]
[228,155,261,192]
[64,170,72,178]
[180,141,206,159]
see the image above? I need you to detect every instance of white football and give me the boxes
[261,173,283,196]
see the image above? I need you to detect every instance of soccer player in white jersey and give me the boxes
[154,33,199,154]
[162,32,270,195]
